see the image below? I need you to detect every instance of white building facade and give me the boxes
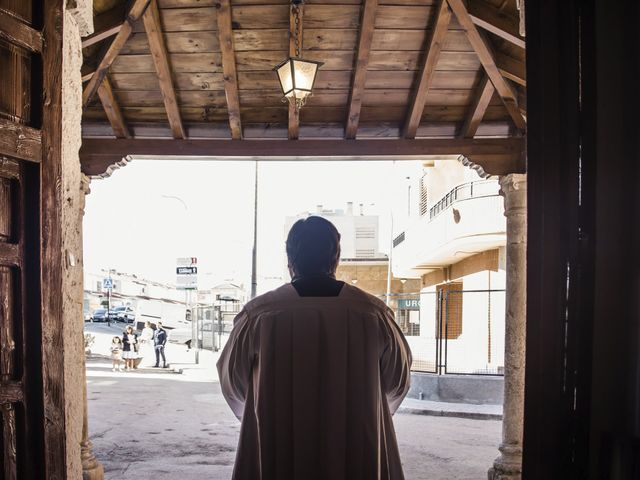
[391,160,507,375]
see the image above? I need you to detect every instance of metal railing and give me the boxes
[429,179,499,220]
[383,289,506,376]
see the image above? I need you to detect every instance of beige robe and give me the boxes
[217,283,412,480]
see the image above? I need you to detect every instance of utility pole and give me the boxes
[251,160,258,299]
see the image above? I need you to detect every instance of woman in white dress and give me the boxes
[139,321,155,366]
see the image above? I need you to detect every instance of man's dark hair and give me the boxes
[286,216,341,278]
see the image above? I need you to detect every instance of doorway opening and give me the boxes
[83,157,510,478]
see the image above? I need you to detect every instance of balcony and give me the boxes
[393,180,506,278]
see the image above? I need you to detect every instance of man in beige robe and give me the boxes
[218,216,412,480]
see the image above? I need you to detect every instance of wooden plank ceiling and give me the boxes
[81,0,525,142]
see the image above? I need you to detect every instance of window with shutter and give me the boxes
[436,282,463,339]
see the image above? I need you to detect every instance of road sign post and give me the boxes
[103,277,113,326]
[176,258,198,363]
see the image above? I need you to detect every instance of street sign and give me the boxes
[102,278,113,289]
[176,275,197,289]
[398,298,420,310]
[176,257,197,267]
[176,257,197,289]
[176,266,198,275]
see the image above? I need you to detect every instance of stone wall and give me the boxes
[62,1,93,477]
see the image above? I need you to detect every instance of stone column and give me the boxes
[61,1,95,477]
[489,174,527,480]
[80,175,104,480]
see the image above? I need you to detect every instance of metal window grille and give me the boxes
[385,288,506,376]
[419,174,428,216]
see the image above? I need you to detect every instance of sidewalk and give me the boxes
[398,398,502,420]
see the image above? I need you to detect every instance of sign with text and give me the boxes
[176,266,198,275]
[176,257,197,267]
[102,278,113,289]
[398,299,420,310]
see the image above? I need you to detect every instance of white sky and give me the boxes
[84,159,417,294]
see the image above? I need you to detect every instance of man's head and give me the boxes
[286,216,341,280]
[157,322,163,330]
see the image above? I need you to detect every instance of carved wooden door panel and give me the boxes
[0,0,65,478]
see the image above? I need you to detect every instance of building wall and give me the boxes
[335,262,421,299]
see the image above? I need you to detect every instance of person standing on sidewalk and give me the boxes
[139,321,155,366]
[122,325,138,371]
[153,321,168,368]
[218,216,412,480]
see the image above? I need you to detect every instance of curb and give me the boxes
[397,406,502,421]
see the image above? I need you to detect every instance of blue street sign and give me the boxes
[102,278,113,289]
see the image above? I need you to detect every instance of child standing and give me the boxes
[110,336,123,372]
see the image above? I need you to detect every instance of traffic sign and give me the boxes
[102,278,113,289]
[177,266,198,275]
[176,257,197,267]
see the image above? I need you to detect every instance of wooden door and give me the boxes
[0,0,66,478]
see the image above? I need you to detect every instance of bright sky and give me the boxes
[84,159,416,294]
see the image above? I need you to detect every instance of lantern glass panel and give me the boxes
[276,60,293,96]
[292,59,318,92]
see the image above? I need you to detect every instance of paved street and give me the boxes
[85,323,500,479]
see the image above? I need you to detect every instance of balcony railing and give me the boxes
[429,180,499,220]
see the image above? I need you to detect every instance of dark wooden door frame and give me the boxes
[524,0,640,477]
[0,0,67,478]
[40,0,68,477]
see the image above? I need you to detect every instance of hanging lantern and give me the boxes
[274,2,323,110]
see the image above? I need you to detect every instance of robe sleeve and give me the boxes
[379,307,412,415]
[216,308,255,420]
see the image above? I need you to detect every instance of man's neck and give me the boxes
[291,275,344,297]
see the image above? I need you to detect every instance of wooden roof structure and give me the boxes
[79,0,526,176]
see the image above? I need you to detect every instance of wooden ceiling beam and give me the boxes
[403,0,452,139]
[142,0,185,139]
[79,137,526,178]
[287,4,303,140]
[345,0,379,140]
[467,0,525,49]
[0,8,43,53]
[96,76,131,139]
[82,0,150,109]
[459,75,495,138]
[447,0,526,131]
[81,4,127,49]
[216,0,243,140]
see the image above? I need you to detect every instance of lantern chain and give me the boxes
[293,4,301,58]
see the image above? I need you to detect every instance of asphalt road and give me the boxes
[85,322,500,479]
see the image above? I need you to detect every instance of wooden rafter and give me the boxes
[97,76,130,139]
[142,0,185,139]
[468,0,525,49]
[403,0,452,139]
[81,5,126,49]
[216,0,242,140]
[345,0,379,140]
[0,9,42,53]
[82,0,150,108]
[496,52,525,86]
[447,0,526,131]
[288,3,304,140]
[460,75,495,138]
